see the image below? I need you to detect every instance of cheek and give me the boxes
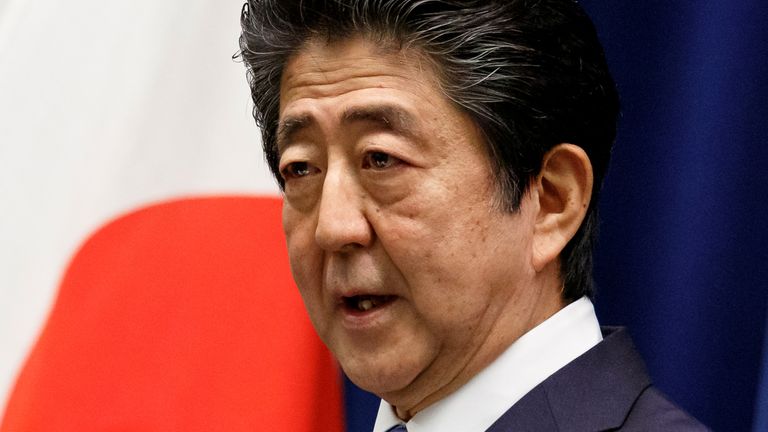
[377,203,492,275]
[287,249,331,342]
[286,244,322,299]
[377,218,491,321]
[282,203,319,263]
[283,209,325,311]
[374,205,519,335]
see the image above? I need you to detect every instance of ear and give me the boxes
[531,144,594,272]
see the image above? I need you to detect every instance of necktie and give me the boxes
[386,425,407,432]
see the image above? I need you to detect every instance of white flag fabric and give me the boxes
[0,0,278,410]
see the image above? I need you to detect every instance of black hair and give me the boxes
[237,0,619,301]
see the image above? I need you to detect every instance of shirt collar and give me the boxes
[372,296,603,432]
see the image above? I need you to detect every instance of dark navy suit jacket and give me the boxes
[485,327,709,431]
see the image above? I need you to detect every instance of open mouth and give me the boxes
[342,295,396,312]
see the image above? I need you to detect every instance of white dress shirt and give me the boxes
[372,296,603,432]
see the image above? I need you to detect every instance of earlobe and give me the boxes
[531,144,593,272]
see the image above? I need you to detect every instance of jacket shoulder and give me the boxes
[618,386,710,431]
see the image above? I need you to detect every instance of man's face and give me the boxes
[278,37,546,408]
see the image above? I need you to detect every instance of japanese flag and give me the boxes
[0,0,342,429]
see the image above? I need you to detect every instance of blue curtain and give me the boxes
[344,1,768,431]
[756,310,768,432]
[585,1,768,431]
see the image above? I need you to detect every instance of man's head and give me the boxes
[239,0,617,417]
[240,0,618,302]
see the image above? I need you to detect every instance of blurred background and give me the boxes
[1,0,766,431]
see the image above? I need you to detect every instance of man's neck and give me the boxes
[373,296,602,432]
[384,277,567,420]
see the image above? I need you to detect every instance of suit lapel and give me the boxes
[486,327,651,432]
[484,384,559,431]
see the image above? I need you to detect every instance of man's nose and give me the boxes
[314,168,373,252]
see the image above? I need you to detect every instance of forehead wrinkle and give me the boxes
[278,38,445,152]
[341,104,419,140]
[281,44,429,102]
[283,70,412,101]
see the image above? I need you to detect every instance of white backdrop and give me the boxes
[0,0,278,411]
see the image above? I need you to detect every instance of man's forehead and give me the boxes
[275,36,446,150]
[279,35,438,101]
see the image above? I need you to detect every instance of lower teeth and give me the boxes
[358,299,374,311]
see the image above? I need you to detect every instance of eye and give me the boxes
[363,151,401,170]
[281,161,317,180]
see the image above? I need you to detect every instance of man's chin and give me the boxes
[340,360,420,398]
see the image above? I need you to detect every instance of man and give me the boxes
[238,0,707,430]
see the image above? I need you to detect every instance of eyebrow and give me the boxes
[276,114,314,151]
[276,104,418,150]
[341,105,416,136]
